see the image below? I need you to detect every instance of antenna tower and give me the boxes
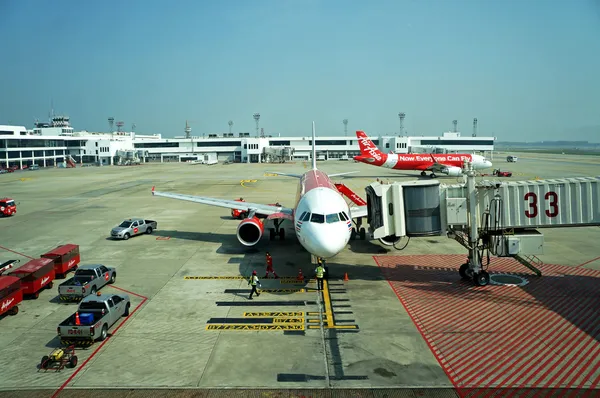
[343,119,348,136]
[228,120,233,135]
[398,112,406,136]
[253,113,260,137]
[131,123,136,132]
[108,117,114,132]
[472,118,478,137]
[185,120,192,139]
[452,119,458,133]
[116,121,124,133]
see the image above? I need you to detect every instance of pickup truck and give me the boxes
[58,264,116,301]
[110,218,157,240]
[57,293,131,344]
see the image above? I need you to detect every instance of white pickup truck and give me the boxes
[110,218,157,240]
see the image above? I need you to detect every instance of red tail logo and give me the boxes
[356,131,383,162]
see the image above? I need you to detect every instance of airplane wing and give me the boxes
[151,187,293,217]
[349,205,368,219]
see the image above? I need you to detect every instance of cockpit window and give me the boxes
[301,212,311,222]
[326,213,340,223]
[339,212,349,221]
[298,211,306,220]
[310,213,324,223]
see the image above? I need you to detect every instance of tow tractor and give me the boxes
[39,345,78,371]
[0,198,16,217]
[231,198,248,219]
[492,169,512,177]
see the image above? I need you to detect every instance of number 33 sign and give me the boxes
[524,191,558,218]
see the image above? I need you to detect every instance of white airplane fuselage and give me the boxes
[292,170,352,259]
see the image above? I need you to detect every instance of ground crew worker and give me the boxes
[264,251,279,278]
[248,270,261,299]
[315,260,326,290]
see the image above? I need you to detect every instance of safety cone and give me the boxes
[343,272,349,282]
[297,269,304,281]
[75,312,81,326]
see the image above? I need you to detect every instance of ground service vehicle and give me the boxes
[0,276,22,316]
[40,345,78,371]
[0,198,16,217]
[58,264,116,301]
[507,155,518,162]
[8,258,55,299]
[57,293,131,345]
[41,244,80,279]
[493,169,513,177]
[231,198,248,219]
[110,218,157,240]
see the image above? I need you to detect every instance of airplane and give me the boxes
[151,122,370,261]
[353,130,493,177]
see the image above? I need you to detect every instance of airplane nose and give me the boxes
[306,227,348,259]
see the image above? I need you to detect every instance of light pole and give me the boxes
[228,120,233,135]
[343,119,348,136]
[253,113,260,137]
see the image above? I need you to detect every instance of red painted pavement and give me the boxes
[374,254,600,395]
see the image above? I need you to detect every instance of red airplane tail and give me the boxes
[355,131,386,166]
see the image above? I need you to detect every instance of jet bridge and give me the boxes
[364,164,600,286]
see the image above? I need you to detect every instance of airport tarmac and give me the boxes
[0,154,599,397]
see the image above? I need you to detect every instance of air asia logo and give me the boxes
[41,276,50,285]
[68,259,75,267]
[358,136,382,161]
[105,272,109,281]
[1,298,15,312]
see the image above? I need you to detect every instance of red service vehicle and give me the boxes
[231,198,248,219]
[493,169,513,177]
[8,258,55,299]
[0,198,17,217]
[0,276,22,316]
[41,244,80,279]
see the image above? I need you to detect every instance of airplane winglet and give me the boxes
[152,186,155,195]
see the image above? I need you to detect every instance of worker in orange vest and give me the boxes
[264,251,279,278]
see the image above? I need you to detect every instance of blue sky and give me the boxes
[1,0,599,141]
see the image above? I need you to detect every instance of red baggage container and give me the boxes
[0,276,22,316]
[9,258,55,299]
[40,244,80,279]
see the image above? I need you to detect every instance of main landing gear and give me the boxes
[458,260,490,287]
[350,217,366,240]
[420,171,437,178]
[269,219,285,241]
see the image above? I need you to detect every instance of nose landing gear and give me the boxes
[350,217,366,240]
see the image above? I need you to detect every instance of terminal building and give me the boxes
[1,117,496,169]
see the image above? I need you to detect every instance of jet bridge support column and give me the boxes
[459,163,490,286]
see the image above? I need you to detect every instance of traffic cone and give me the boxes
[343,272,349,282]
[297,269,304,281]
[75,312,80,325]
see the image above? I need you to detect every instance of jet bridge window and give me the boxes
[301,212,311,222]
[310,213,324,223]
[326,213,340,223]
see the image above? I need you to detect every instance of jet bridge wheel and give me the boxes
[474,271,490,287]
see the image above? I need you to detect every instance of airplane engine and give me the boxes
[441,166,462,176]
[379,235,402,246]
[237,216,264,246]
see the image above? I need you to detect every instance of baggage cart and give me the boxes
[40,244,80,279]
[0,259,20,276]
[0,276,22,316]
[8,258,55,299]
